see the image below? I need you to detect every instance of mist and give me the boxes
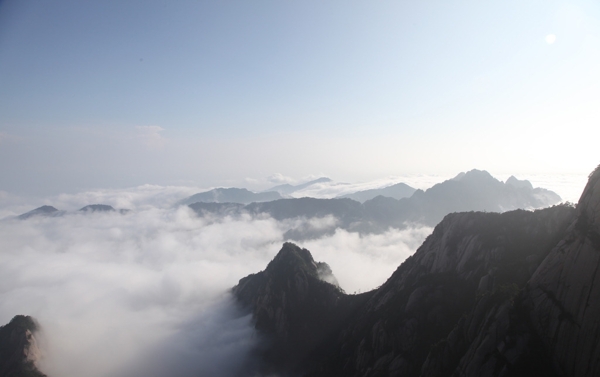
[0,189,431,377]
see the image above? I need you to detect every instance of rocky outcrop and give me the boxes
[0,315,46,377]
[232,243,370,375]
[525,165,600,377]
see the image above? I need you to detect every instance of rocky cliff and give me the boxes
[525,165,600,377]
[0,315,46,377]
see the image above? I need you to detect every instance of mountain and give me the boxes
[0,315,46,377]
[267,177,332,195]
[337,182,416,203]
[17,205,62,220]
[231,165,600,376]
[191,170,562,239]
[79,204,115,212]
[178,188,283,205]
[524,165,600,377]
[16,204,129,219]
[232,243,369,375]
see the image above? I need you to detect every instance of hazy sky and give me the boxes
[1,0,599,194]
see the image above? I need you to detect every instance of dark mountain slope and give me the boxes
[524,165,600,377]
[309,205,574,377]
[0,315,46,377]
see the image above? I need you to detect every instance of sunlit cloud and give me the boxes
[546,34,557,44]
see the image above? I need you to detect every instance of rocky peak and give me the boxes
[232,243,357,375]
[0,315,46,377]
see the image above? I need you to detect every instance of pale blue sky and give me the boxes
[1,0,599,194]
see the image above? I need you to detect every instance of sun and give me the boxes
[546,34,557,44]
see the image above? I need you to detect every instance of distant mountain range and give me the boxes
[177,178,334,206]
[189,170,562,239]
[16,204,128,219]
[337,182,416,202]
[178,187,282,206]
[230,164,600,377]
[266,177,332,195]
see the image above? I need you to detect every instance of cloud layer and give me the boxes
[0,192,431,377]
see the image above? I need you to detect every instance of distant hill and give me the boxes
[190,170,563,239]
[79,204,115,212]
[17,205,62,220]
[338,182,416,202]
[179,187,282,205]
[17,204,129,219]
[267,177,331,195]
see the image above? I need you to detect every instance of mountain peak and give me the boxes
[17,205,59,220]
[266,242,318,276]
[505,175,534,190]
[453,169,495,181]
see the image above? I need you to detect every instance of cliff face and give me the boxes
[0,315,46,377]
[525,165,600,377]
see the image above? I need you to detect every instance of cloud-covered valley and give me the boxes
[0,191,431,377]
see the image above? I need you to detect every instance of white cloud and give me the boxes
[135,126,166,149]
[302,226,433,293]
[267,173,295,184]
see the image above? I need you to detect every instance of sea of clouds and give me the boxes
[0,171,589,376]
[0,186,432,377]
